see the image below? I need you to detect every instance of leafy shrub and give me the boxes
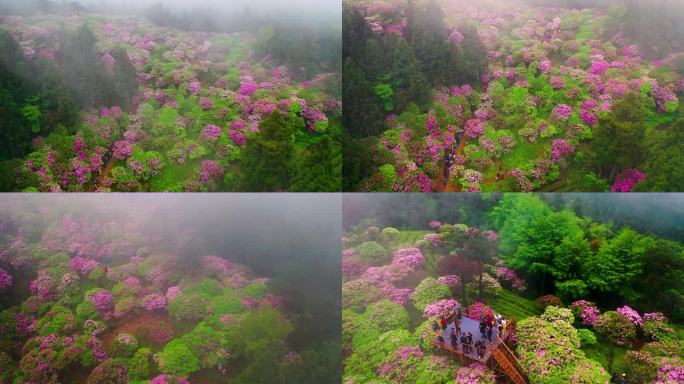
[577,328,598,347]
[535,294,563,310]
[411,277,451,311]
[623,351,658,384]
[356,241,388,264]
[594,311,637,347]
[540,306,574,324]
[154,339,200,377]
[109,333,138,358]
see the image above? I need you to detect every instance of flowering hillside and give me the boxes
[342,194,684,383]
[343,0,684,192]
[0,12,341,191]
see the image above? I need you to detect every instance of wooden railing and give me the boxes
[431,311,529,384]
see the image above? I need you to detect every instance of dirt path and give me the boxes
[101,312,171,349]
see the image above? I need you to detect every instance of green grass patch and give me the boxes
[397,230,429,247]
[582,342,628,375]
[488,289,540,322]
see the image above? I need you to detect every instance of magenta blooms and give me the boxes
[549,76,565,90]
[0,267,12,289]
[551,104,572,121]
[464,118,485,138]
[141,293,167,311]
[199,160,224,183]
[449,29,464,45]
[538,59,552,74]
[198,97,214,110]
[466,302,493,320]
[69,257,100,276]
[91,290,115,312]
[149,374,191,384]
[424,233,442,247]
[202,124,222,141]
[611,169,646,192]
[391,247,425,269]
[571,300,600,326]
[428,220,442,229]
[112,140,133,160]
[423,299,459,317]
[550,139,575,161]
[655,358,684,384]
[455,363,495,384]
[203,255,233,273]
[165,286,181,300]
[187,81,202,95]
[617,305,643,326]
[437,275,461,287]
[495,267,526,291]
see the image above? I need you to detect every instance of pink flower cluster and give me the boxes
[484,230,498,241]
[455,363,494,384]
[141,293,167,311]
[112,140,133,160]
[550,139,574,161]
[466,302,493,320]
[150,374,190,384]
[165,286,181,300]
[0,267,12,289]
[69,257,100,276]
[91,290,114,312]
[424,233,442,247]
[187,81,202,95]
[423,299,459,318]
[643,312,667,323]
[202,124,222,141]
[198,97,214,110]
[437,275,461,287]
[549,76,565,90]
[538,59,552,74]
[495,267,526,291]
[571,300,600,326]
[611,169,645,192]
[617,305,643,326]
[199,160,224,183]
[203,255,233,273]
[551,104,572,121]
[464,118,485,138]
[580,99,598,126]
[449,29,464,45]
[655,358,684,384]
[429,221,442,229]
[391,247,425,269]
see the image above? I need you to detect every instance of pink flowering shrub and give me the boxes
[571,300,601,326]
[437,275,461,287]
[187,81,201,95]
[538,59,552,74]
[551,104,573,121]
[91,290,115,312]
[617,305,643,326]
[112,140,133,160]
[423,233,442,247]
[655,358,684,384]
[0,267,13,289]
[423,299,459,318]
[611,169,645,192]
[466,302,493,320]
[391,247,425,269]
[495,266,526,291]
[455,363,496,384]
[149,374,190,384]
[201,125,222,141]
[464,118,485,138]
[69,257,100,276]
[141,294,167,311]
[199,160,224,183]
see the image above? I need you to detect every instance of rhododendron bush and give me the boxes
[346,0,684,192]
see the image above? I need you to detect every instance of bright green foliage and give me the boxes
[224,306,293,361]
[584,228,655,302]
[344,329,415,380]
[517,315,610,383]
[578,329,598,347]
[155,339,200,377]
[356,241,389,264]
[125,348,151,380]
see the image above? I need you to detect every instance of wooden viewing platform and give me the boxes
[430,311,529,384]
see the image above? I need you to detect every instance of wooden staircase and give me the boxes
[490,339,528,384]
